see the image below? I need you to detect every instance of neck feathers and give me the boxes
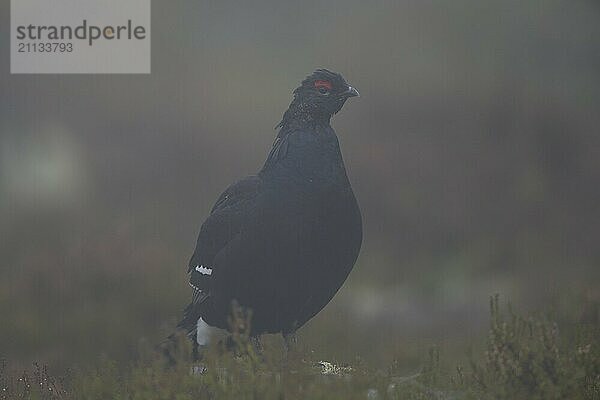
[276,98,331,132]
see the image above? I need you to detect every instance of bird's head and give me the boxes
[286,69,359,123]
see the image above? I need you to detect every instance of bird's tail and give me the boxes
[160,291,209,363]
[175,301,204,337]
[177,289,209,334]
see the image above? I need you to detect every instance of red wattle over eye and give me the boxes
[314,80,332,90]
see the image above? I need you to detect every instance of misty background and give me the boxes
[1,0,599,369]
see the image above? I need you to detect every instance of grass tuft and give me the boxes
[0,296,598,399]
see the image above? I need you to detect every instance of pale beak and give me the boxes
[346,86,360,97]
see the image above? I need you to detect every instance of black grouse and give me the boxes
[177,69,362,348]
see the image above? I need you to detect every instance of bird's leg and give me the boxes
[189,332,209,375]
[191,332,200,361]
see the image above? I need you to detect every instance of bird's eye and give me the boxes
[314,80,332,95]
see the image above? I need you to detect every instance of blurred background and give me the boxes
[1,0,599,371]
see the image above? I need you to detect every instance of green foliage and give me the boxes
[456,295,600,400]
[1,297,598,400]
[0,361,68,400]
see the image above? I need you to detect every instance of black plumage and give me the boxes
[177,69,362,343]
